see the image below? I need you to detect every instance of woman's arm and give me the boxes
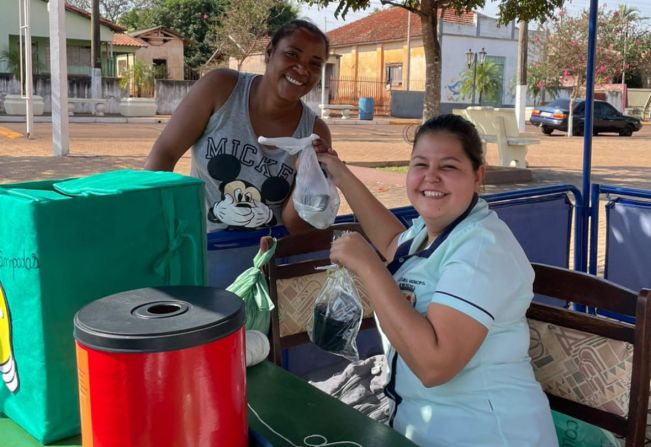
[330,233,488,387]
[317,152,405,261]
[144,69,238,171]
[281,117,333,234]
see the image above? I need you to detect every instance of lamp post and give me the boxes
[465,47,487,105]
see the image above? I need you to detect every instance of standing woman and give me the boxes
[145,20,331,287]
[319,114,557,446]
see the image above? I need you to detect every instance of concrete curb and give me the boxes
[0,115,171,124]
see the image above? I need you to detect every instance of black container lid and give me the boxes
[74,286,245,353]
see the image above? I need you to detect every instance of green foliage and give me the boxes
[119,0,296,70]
[301,0,563,119]
[268,2,299,34]
[0,46,46,81]
[303,0,562,23]
[119,59,155,97]
[527,61,561,105]
[532,5,651,96]
[211,0,297,69]
[67,0,156,23]
[120,0,226,69]
[458,59,501,104]
[0,47,21,78]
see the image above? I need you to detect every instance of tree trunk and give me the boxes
[420,0,440,121]
[567,93,576,137]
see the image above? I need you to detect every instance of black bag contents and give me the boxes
[309,264,363,361]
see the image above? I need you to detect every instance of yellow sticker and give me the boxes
[0,283,19,393]
[76,345,93,447]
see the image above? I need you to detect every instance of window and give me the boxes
[601,102,620,116]
[594,102,609,118]
[152,59,168,79]
[385,64,403,86]
[480,56,505,107]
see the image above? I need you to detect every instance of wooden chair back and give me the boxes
[264,223,377,366]
[528,263,651,446]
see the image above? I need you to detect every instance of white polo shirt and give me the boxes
[381,198,558,447]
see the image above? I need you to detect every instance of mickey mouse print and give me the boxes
[200,138,296,231]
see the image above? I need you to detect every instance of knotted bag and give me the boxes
[258,134,340,229]
[226,238,276,333]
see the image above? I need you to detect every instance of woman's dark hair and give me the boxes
[412,114,484,170]
[270,19,329,56]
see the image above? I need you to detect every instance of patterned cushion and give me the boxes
[528,319,634,418]
[276,271,374,337]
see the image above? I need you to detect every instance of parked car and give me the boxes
[530,99,642,136]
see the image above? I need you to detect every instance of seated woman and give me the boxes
[318,114,558,446]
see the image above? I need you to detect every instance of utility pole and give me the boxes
[19,0,33,138]
[621,20,628,87]
[515,21,528,133]
[320,18,328,118]
[405,11,411,91]
[91,0,102,99]
[49,0,70,155]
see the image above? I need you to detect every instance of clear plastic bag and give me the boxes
[258,134,340,229]
[308,261,363,362]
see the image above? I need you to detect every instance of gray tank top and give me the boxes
[191,71,318,233]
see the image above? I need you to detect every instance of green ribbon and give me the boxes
[153,191,199,283]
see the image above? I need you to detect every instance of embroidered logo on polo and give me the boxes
[204,137,294,229]
[398,281,417,306]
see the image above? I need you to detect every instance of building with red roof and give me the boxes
[325,7,524,116]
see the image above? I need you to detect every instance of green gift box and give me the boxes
[0,170,207,443]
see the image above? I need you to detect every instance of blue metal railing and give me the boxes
[589,184,651,277]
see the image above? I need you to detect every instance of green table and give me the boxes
[2,361,416,447]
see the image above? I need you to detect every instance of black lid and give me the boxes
[74,286,245,353]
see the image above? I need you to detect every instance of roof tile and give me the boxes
[327,7,475,47]
[112,34,147,47]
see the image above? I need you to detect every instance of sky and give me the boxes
[298,0,651,33]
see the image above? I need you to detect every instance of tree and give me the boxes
[526,29,561,105]
[210,0,297,70]
[119,59,155,96]
[534,6,644,134]
[120,0,227,70]
[66,0,154,23]
[301,0,563,120]
[119,0,296,72]
[458,59,501,105]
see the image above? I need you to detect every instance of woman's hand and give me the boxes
[316,151,349,187]
[330,232,384,278]
[312,137,337,155]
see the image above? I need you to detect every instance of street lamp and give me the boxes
[465,47,487,105]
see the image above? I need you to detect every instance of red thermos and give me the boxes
[73,286,248,447]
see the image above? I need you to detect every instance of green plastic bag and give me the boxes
[552,410,620,447]
[0,170,206,443]
[226,238,276,333]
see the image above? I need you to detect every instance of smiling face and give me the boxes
[264,27,327,101]
[406,131,485,240]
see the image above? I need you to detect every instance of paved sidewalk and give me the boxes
[1,119,650,210]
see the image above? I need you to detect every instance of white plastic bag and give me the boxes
[258,134,340,229]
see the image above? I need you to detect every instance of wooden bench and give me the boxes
[68,98,108,116]
[319,104,357,120]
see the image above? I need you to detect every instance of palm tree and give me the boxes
[459,59,502,105]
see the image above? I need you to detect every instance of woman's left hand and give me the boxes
[312,137,337,155]
[330,232,383,277]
